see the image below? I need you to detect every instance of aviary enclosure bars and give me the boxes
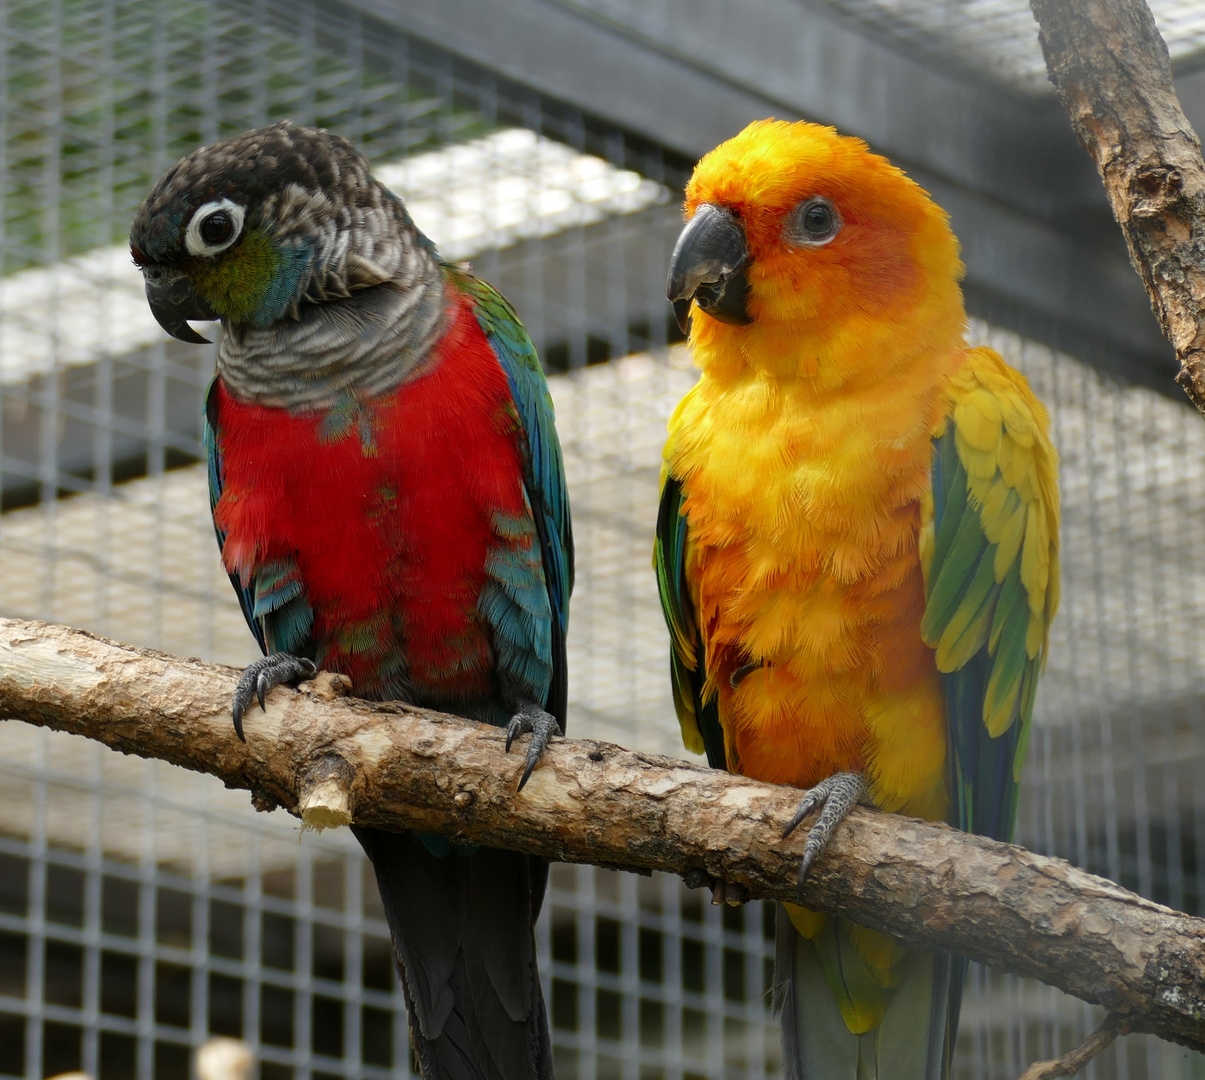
[2,1,1205,1077]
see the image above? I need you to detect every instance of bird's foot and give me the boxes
[781,771,867,900]
[505,701,562,791]
[232,653,317,741]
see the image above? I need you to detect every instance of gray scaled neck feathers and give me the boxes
[218,179,446,412]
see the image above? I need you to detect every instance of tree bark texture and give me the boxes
[1031,0,1205,412]
[2,617,1204,1050]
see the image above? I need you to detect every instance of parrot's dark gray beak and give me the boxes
[666,203,752,335]
[142,265,217,344]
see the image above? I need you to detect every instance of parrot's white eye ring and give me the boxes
[185,199,246,257]
[783,196,841,248]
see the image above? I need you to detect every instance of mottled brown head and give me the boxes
[130,121,434,338]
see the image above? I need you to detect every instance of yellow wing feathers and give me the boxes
[925,347,1060,737]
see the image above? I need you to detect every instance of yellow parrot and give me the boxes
[655,120,1060,1078]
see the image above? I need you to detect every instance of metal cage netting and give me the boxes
[1,2,1204,1079]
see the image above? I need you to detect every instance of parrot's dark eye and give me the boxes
[784,196,841,248]
[185,198,246,257]
[200,211,233,245]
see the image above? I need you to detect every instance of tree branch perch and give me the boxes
[1,617,1203,1051]
[1018,1014,1130,1080]
[1031,0,1205,412]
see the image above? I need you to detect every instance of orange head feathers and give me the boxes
[668,119,967,379]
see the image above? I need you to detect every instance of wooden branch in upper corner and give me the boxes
[2,617,1204,1051]
[1031,0,1205,413]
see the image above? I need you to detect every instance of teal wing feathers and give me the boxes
[451,267,575,727]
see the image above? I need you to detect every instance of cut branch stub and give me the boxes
[299,752,356,830]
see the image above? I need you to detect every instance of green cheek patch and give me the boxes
[190,229,279,322]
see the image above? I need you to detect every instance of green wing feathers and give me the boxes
[655,474,726,769]
[921,348,1059,840]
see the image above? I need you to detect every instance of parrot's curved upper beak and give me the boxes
[666,203,752,335]
[141,265,217,344]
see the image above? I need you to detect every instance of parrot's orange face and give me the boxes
[668,119,963,332]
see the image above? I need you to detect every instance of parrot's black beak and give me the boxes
[142,265,217,344]
[666,203,752,335]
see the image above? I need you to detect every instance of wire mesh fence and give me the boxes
[0,718,781,1080]
[813,0,1205,94]
[2,1,1205,1079]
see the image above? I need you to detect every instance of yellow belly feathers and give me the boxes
[665,334,969,825]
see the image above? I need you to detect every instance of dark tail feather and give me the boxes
[354,827,554,1080]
